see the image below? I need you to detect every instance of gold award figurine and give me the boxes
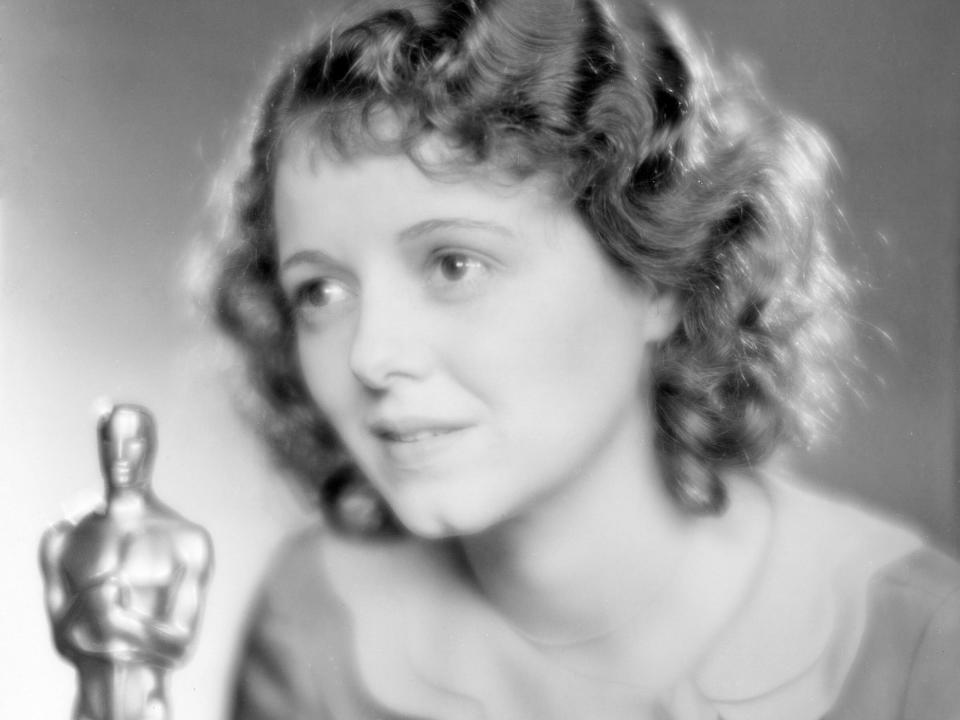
[39,404,213,720]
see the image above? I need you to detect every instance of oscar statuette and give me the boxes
[39,404,213,720]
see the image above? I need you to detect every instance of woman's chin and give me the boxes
[390,500,506,540]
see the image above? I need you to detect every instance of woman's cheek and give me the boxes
[297,331,355,413]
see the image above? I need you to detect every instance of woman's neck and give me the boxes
[459,412,690,639]
[457,421,773,687]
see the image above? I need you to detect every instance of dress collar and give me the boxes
[320,476,922,719]
[691,477,920,717]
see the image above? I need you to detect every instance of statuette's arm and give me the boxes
[39,520,82,658]
[125,528,214,663]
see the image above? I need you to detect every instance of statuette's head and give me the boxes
[98,404,156,491]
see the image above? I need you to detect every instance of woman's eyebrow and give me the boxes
[280,249,336,270]
[397,218,516,243]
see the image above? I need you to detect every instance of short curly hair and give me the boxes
[206,0,851,535]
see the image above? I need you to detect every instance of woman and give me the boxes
[208,0,960,717]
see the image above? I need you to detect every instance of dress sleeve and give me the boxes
[230,527,382,720]
[822,546,960,720]
[231,590,333,720]
[230,528,336,720]
[903,584,960,720]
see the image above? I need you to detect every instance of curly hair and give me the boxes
[205,0,851,535]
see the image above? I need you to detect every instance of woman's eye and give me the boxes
[429,251,489,287]
[289,278,352,321]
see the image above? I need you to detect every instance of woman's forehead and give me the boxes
[276,130,561,218]
[273,146,565,243]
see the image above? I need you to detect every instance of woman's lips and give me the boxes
[368,414,471,438]
[368,420,473,467]
[377,428,460,443]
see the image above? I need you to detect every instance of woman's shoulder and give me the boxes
[236,522,453,660]
[873,541,960,597]
[232,524,491,719]
[230,525,335,719]
[696,473,960,719]
[249,522,449,604]
[231,524,436,720]
[826,543,960,719]
[769,474,960,600]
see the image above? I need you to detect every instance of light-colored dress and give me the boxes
[231,478,960,719]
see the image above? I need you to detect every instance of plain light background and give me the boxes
[2,1,958,717]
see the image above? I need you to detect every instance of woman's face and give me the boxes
[274,140,677,538]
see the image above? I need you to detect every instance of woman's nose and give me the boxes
[348,290,433,390]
